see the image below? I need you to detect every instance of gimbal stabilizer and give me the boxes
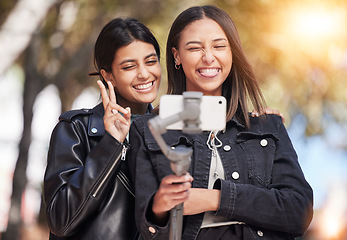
[148,91,203,240]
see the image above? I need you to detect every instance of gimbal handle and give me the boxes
[147,91,203,240]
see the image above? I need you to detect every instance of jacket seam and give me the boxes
[53,120,123,235]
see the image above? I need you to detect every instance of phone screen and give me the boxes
[159,94,226,131]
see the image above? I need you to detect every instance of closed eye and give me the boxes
[122,65,136,70]
[146,59,158,65]
[188,47,202,51]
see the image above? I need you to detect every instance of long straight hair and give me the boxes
[166,5,265,128]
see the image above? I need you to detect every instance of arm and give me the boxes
[152,173,193,224]
[128,119,195,240]
[128,120,164,239]
[216,119,313,236]
[44,121,126,237]
[44,81,131,237]
[182,188,220,215]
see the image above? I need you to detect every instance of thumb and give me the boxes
[125,107,131,122]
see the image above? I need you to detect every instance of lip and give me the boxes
[133,80,155,91]
[197,67,221,78]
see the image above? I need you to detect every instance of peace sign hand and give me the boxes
[97,80,131,143]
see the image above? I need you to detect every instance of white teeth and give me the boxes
[199,68,219,73]
[134,82,153,90]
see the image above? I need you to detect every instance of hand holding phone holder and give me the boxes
[148,91,203,240]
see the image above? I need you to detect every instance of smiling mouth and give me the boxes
[198,68,220,77]
[133,81,154,90]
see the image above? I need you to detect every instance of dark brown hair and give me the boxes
[92,17,160,88]
[166,5,265,127]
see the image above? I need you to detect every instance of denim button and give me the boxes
[223,145,231,151]
[260,139,268,147]
[91,128,98,133]
[232,171,239,180]
[149,226,156,234]
[257,230,263,237]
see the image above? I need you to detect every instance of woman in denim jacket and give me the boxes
[128,5,313,240]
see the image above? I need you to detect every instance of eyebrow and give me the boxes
[119,53,157,65]
[145,53,158,59]
[185,38,227,46]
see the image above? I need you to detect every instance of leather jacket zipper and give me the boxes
[92,144,128,198]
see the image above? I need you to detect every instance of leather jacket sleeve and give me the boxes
[43,113,126,237]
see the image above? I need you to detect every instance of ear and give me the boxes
[172,47,180,65]
[100,69,115,86]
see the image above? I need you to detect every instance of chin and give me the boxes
[141,94,157,103]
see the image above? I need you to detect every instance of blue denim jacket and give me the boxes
[128,113,313,240]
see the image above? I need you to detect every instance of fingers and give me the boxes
[105,104,130,127]
[280,113,285,123]
[251,110,259,117]
[265,107,279,115]
[153,174,193,215]
[106,80,117,104]
[161,173,193,185]
[97,80,117,110]
[97,80,130,117]
[107,101,130,118]
[124,107,131,125]
[251,107,285,123]
[158,173,193,201]
[97,80,109,110]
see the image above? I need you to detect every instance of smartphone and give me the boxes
[159,94,226,131]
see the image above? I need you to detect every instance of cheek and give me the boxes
[222,54,233,71]
[153,66,162,79]
[114,72,134,87]
[181,53,200,66]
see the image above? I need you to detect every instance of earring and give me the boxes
[174,61,181,70]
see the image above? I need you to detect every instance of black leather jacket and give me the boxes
[43,103,138,240]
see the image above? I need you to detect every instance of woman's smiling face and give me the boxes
[105,40,161,108]
[172,17,232,96]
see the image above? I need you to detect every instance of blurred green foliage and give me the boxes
[1,0,347,135]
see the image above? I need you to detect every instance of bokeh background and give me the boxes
[1,0,347,239]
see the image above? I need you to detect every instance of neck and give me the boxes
[186,85,223,96]
[116,95,149,115]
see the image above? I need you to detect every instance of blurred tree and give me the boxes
[0,0,60,75]
[2,33,46,240]
[0,0,18,24]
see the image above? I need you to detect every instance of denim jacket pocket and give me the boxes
[237,132,278,187]
[145,132,193,180]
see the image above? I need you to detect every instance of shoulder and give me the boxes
[247,114,284,139]
[252,114,283,125]
[57,103,105,136]
[59,108,93,122]
[130,113,159,145]
[132,113,156,129]
[59,103,103,122]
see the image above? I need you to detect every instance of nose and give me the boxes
[137,65,150,79]
[202,49,215,64]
